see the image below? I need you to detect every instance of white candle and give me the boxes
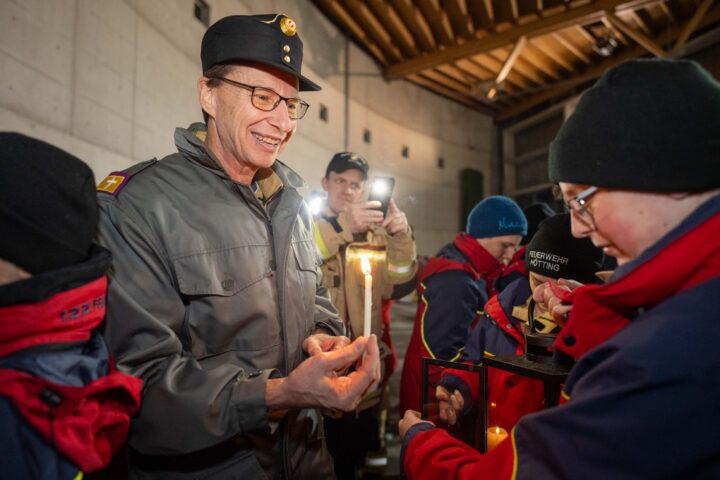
[486,426,508,451]
[361,255,372,338]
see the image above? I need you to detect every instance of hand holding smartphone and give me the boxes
[367,176,395,217]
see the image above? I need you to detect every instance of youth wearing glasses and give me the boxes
[400,59,720,479]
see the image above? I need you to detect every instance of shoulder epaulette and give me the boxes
[97,159,158,196]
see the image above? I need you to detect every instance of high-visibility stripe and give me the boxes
[510,427,519,480]
[388,260,414,275]
[314,223,332,260]
[74,472,84,480]
[419,283,436,359]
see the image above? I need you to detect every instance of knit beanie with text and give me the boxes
[466,195,528,238]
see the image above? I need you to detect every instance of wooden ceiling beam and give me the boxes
[553,31,592,64]
[444,0,476,41]
[485,36,528,98]
[384,0,658,79]
[415,0,455,47]
[407,73,499,113]
[672,0,715,54]
[473,52,534,88]
[520,42,563,79]
[341,0,403,62]
[488,47,547,85]
[657,1,676,24]
[497,46,641,121]
[314,0,390,64]
[628,9,652,34]
[389,0,437,53]
[530,35,577,71]
[496,3,720,121]
[366,0,419,57]
[600,16,631,45]
[459,57,530,90]
[605,11,666,57]
[467,0,494,32]
[496,36,529,85]
[422,68,473,92]
[630,8,654,35]
[437,63,478,86]
[511,0,521,21]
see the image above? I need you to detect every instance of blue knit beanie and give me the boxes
[466,195,528,238]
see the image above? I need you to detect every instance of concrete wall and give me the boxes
[0,0,494,256]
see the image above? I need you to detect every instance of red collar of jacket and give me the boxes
[0,367,142,472]
[0,277,107,357]
[556,212,720,359]
[454,233,503,296]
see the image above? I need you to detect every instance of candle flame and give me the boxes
[494,426,500,434]
[361,255,371,275]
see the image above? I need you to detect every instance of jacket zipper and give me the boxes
[235,183,292,478]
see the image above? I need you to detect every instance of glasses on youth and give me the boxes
[209,76,310,120]
[565,185,599,229]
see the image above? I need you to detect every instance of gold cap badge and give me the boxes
[280,16,297,37]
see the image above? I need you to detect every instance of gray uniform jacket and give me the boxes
[97,128,343,479]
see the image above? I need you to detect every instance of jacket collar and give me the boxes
[0,275,107,358]
[453,232,502,276]
[556,194,720,359]
[173,127,307,190]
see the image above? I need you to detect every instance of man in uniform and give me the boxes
[314,152,417,478]
[96,14,379,479]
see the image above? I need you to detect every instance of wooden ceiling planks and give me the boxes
[311,0,720,120]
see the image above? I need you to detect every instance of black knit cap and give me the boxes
[526,214,602,284]
[549,59,720,191]
[201,14,321,91]
[522,202,555,245]
[0,133,98,274]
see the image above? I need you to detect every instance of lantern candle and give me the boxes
[486,426,508,451]
[360,255,372,338]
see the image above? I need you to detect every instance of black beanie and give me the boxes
[526,214,602,284]
[549,59,720,191]
[522,202,555,245]
[0,133,98,274]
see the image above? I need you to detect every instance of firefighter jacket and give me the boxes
[96,127,344,479]
[402,195,720,479]
[314,212,417,340]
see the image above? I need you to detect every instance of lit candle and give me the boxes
[486,426,508,451]
[361,255,372,338]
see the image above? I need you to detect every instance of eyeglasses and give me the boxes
[565,185,599,229]
[209,77,310,120]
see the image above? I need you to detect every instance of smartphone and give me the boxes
[368,176,395,216]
